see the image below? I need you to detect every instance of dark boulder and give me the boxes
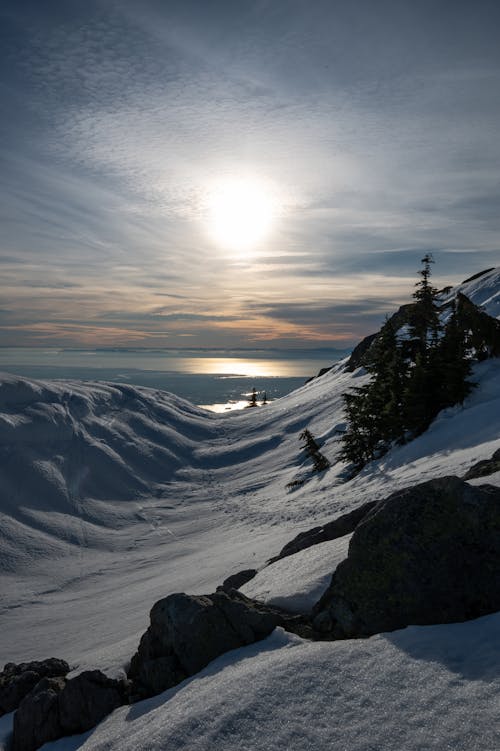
[58,670,129,733]
[0,658,69,716]
[128,590,309,700]
[313,476,500,638]
[12,670,129,751]
[269,500,378,564]
[463,447,500,480]
[12,677,66,751]
[219,568,257,592]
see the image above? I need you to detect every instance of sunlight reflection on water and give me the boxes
[182,357,313,377]
[0,349,344,378]
[0,348,348,409]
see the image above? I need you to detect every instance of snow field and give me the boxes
[1,269,500,750]
[50,613,500,751]
[241,534,352,613]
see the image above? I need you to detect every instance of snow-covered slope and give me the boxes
[1,268,500,750]
[67,616,500,751]
[443,267,500,318]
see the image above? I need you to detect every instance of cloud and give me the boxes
[1,0,500,348]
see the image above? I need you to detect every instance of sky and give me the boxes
[1,0,500,350]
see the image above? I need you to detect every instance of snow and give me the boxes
[443,267,500,318]
[1,269,500,750]
[240,534,352,613]
[44,616,500,751]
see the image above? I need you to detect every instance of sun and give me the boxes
[206,177,278,253]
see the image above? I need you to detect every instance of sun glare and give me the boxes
[206,177,278,253]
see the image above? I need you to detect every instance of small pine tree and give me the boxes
[247,387,258,407]
[299,429,330,472]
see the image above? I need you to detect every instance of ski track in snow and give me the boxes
[1,269,500,750]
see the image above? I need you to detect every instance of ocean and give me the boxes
[0,348,349,412]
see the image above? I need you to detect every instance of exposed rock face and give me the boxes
[453,292,500,360]
[345,332,378,371]
[12,669,129,751]
[128,590,309,700]
[313,477,500,638]
[269,500,378,564]
[305,365,334,383]
[463,447,500,480]
[219,568,258,592]
[0,658,69,716]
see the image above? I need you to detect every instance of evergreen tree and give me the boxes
[438,298,474,407]
[403,352,433,436]
[340,256,479,473]
[299,429,330,472]
[407,253,440,359]
[338,388,376,469]
[340,319,408,467]
[247,387,258,407]
[402,254,443,434]
[364,318,407,445]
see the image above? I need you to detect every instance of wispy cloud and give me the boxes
[1,0,499,348]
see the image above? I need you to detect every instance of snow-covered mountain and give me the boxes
[444,266,500,315]
[1,268,500,750]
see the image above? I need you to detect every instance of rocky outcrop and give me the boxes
[345,332,378,371]
[463,448,500,480]
[453,292,500,360]
[269,500,378,564]
[313,476,500,638]
[128,590,310,700]
[219,568,258,592]
[305,365,334,383]
[0,658,69,716]
[12,670,129,751]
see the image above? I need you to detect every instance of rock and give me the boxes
[304,366,333,383]
[345,332,378,371]
[219,568,257,592]
[313,476,500,638]
[0,657,69,716]
[12,677,66,751]
[58,670,129,733]
[269,500,378,563]
[12,670,129,751]
[128,589,310,700]
[463,447,500,480]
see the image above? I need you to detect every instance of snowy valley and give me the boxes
[1,268,500,750]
